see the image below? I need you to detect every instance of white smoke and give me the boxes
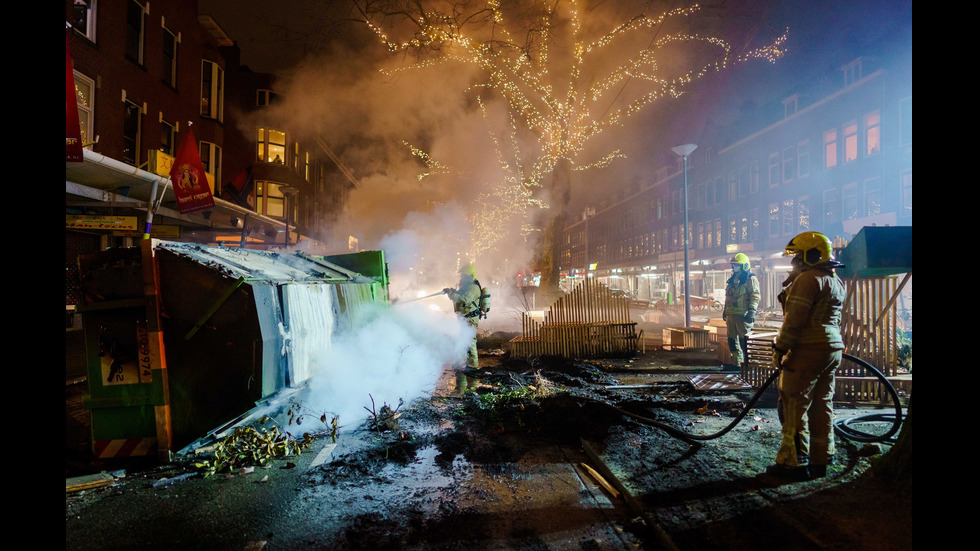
[298,300,473,432]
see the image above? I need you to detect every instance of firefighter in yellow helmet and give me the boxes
[767,231,845,480]
[723,252,760,370]
[443,263,483,376]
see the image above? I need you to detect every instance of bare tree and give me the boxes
[352,0,785,304]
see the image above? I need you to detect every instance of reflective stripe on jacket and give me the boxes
[775,266,845,351]
[723,272,760,317]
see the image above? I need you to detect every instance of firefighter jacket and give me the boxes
[448,280,483,320]
[774,263,845,351]
[723,271,760,318]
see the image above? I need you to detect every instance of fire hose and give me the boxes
[575,352,904,445]
[392,290,447,304]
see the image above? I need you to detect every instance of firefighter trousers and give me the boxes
[776,346,842,467]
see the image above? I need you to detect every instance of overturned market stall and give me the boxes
[76,241,389,460]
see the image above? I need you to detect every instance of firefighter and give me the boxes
[443,263,483,374]
[723,252,760,370]
[767,231,846,480]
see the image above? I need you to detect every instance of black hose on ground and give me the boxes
[574,352,903,445]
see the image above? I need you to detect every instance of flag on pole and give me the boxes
[169,127,215,214]
[221,165,256,209]
[66,27,84,163]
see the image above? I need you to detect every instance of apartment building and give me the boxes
[560,54,912,311]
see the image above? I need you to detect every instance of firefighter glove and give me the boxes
[772,346,787,369]
[743,310,755,324]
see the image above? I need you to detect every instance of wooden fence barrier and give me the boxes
[739,273,912,405]
[510,279,638,359]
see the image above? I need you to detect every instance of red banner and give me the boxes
[66,28,84,163]
[169,128,215,214]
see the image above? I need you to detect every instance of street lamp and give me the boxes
[671,144,697,328]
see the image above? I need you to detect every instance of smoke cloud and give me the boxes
[298,300,474,431]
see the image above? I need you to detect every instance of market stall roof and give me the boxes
[66,149,285,235]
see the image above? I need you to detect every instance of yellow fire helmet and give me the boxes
[730,253,750,268]
[459,263,477,278]
[784,231,835,266]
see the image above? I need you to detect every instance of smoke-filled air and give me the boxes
[211,0,792,430]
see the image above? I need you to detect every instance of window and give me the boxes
[768,203,779,237]
[714,220,721,248]
[163,27,178,88]
[823,129,837,169]
[823,188,840,225]
[160,119,175,156]
[125,1,145,65]
[72,0,97,42]
[696,223,704,249]
[256,181,286,218]
[728,215,737,244]
[257,90,283,106]
[864,177,881,216]
[783,94,798,117]
[842,183,859,220]
[865,111,880,156]
[782,145,796,184]
[714,177,724,204]
[200,142,222,195]
[797,140,809,178]
[122,99,142,166]
[781,199,795,235]
[844,121,858,163]
[797,196,810,231]
[768,152,779,186]
[201,60,224,121]
[748,208,759,242]
[258,128,287,164]
[842,58,862,87]
[728,171,737,201]
[749,160,760,194]
[738,166,748,198]
[900,171,912,219]
[738,211,748,243]
[74,71,95,148]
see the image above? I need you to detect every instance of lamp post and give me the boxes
[671,144,697,328]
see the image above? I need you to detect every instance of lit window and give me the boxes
[768,203,779,237]
[823,129,837,169]
[74,71,95,148]
[258,128,287,164]
[844,121,858,163]
[201,60,224,121]
[256,180,286,218]
[125,1,145,65]
[865,111,880,156]
[163,27,178,88]
[72,0,97,42]
[797,196,810,231]
[864,177,881,216]
[781,199,795,235]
